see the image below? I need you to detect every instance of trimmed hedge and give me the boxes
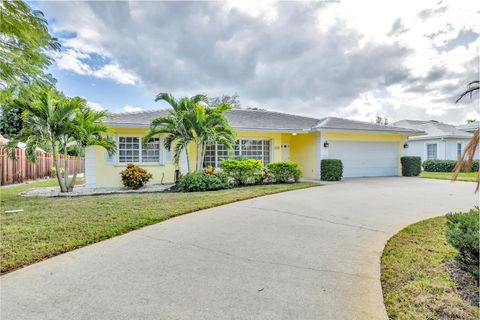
[178,172,230,192]
[445,207,480,278]
[400,156,421,176]
[220,159,264,185]
[321,159,343,181]
[423,160,479,173]
[267,161,302,183]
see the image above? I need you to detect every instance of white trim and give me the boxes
[424,142,439,160]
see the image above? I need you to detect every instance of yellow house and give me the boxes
[85,109,424,187]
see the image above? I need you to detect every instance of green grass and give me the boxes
[420,171,478,182]
[0,179,319,274]
[381,216,478,320]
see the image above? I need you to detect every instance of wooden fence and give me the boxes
[0,147,85,186]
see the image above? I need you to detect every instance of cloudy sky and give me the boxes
[36,0,479,124]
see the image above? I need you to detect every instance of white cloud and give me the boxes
[41,1,479,124]
[123,105,143,113]
[93,64,138,85]
[87,101,104,111]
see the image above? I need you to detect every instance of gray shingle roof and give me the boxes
[392,120,472,140]
[313,117,423,134]
[457,121,480,133]
[103,109,423,135]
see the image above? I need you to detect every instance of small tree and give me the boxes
[6,87,115,192]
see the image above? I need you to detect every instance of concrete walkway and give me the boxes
[1,178,477,320]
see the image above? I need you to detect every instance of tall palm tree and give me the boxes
[68,104,116,191]
[454,80,479,190]
[144,93,208,171]
[191,103,236,171]
[6,87,77,192]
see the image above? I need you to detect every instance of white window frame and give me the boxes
[456,141,463,160]
[117,136,163,165]
[425,142,439,160]
[204,138,273,168]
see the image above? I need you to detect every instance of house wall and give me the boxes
[406,138,475,162]
[85,127,413,187]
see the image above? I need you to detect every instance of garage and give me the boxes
[328,141,399,177]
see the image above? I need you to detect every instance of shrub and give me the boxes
[178,172,230,192]
[321,159,343,181]
[423,160,479,172]
[267,161,302,183]
[220,159,264,185]
[445,207,480,279]
[120,163,153,189]
[400,156,421,176]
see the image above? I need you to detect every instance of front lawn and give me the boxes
[381,216,479,320]
[420,171,478,182]
[0,179,319,274]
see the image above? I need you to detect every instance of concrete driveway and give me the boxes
[1,178,477,320]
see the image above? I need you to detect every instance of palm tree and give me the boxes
[68,104,116,191]
[145,93,236,172]
[144,93,207,172]
[454,80,479,190]
[191,103,236,171]
[5,87,77,192]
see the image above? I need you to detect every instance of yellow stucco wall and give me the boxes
[92,127,408,187]
[290,133,318,179]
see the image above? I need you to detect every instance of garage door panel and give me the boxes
[328,141,398,177]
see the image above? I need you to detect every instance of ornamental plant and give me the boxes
[267,161,302,182]
[120,163,153,189]
[220,159,264,185]
[320,159,343,181]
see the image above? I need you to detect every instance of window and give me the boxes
[203,139,271,167]
[457,142,463,160]
[426,143,438,160]
[118,137,160,163]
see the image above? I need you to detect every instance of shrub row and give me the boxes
[400,156,421,176]
[423,160,479,173]
[445,207,480,278]
[179,160,303,192]
[178,171,230,192]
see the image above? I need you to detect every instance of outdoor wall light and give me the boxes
[292,133,297,136]
[403,143,409,149]
[323,141,329,148]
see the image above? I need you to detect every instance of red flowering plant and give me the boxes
[120,163,153,189]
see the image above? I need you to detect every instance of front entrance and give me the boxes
[281,143,290,161]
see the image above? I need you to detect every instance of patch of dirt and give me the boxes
[445,260,479,308]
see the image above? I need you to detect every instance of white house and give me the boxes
[392,120,477,162]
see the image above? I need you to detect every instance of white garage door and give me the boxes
[328,141,398,177]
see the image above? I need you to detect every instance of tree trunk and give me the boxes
[184,146,191,173]
[68,147,80,191]
[63,143,69,192]
[196,142,203,172]
[53,145,67,192]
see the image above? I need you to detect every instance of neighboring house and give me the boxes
[457,121,480,133]
[85,109,423,187]
[392,120,476,163]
